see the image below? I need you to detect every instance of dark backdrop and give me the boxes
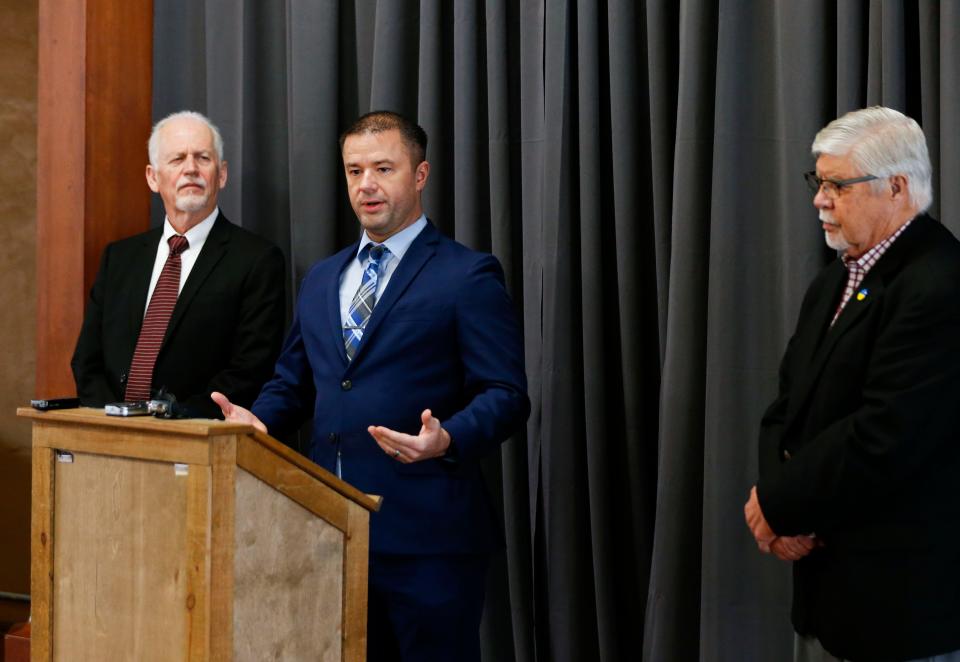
[153,1,960,660]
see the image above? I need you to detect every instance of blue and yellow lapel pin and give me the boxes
[856,288,869,301]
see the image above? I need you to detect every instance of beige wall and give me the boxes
[0,0,38,604]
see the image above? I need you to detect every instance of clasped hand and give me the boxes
[744,485,819,562]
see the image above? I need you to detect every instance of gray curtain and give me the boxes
[152,1,960,660]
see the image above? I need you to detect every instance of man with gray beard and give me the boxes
[745,107,960,661]
[72,111,285,418]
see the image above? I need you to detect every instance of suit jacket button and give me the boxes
[782,449,792,460]
[328,432,338,444]
[341,379,352,391]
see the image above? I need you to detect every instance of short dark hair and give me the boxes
[339,110,428,165]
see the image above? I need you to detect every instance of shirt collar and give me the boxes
[841,216,913,270]
[356,214,427,262]
[162,207,219,245]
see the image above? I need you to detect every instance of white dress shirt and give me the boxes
[338,215,428,325]
[144,208,219,314]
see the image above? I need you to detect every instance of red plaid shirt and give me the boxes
[831,218,914,326]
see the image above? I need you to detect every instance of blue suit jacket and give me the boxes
[253,221,529,554]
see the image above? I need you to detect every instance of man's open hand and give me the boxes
[211,391,267,433]
[368,409,451,463]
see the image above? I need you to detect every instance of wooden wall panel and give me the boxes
[0,0,39,611]
[36,0,153,397]
[84,0,154,291]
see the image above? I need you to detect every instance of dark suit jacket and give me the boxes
[72,214,286,418]
[252,221,529,555]
[757,214,960,660]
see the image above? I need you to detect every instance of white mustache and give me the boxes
[177,176,206,193]
[819,211,838,227]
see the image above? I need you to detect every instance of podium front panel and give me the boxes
[233,468,344,660]
[52,451,209,661]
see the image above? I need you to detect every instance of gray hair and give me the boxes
[811,106,932,213]
[147,110,224,168]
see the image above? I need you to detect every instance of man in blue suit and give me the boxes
[213,111,529,660]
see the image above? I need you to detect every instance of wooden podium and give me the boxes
[17,407,381,661]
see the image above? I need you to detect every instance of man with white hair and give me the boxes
[745,107,960,661]
[72,110,285,417]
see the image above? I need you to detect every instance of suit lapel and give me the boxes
[786,278,885,433]
[783,216,928,434]
[129,229,164,337]
[782,262,847,432]
[347,223,439,366]
[798,261,846,360]
[822,279,883,344]
[163,216,231,345]
[330,243,360,365]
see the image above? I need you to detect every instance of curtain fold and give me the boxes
[643,1,716,657]
[152,2,958,659]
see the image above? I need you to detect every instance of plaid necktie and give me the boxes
[125,234,189,400]
[343,244,388,360]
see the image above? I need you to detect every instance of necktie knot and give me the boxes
[168,234,189,257]
[368,243,386,264]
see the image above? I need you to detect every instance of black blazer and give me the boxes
[757,215,960,660]
[72,214,286,418]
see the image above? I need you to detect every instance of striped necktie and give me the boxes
[125,234,189,400]
[343,244,388,361]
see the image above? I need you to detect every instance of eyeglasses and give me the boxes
[803,171,878,197]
